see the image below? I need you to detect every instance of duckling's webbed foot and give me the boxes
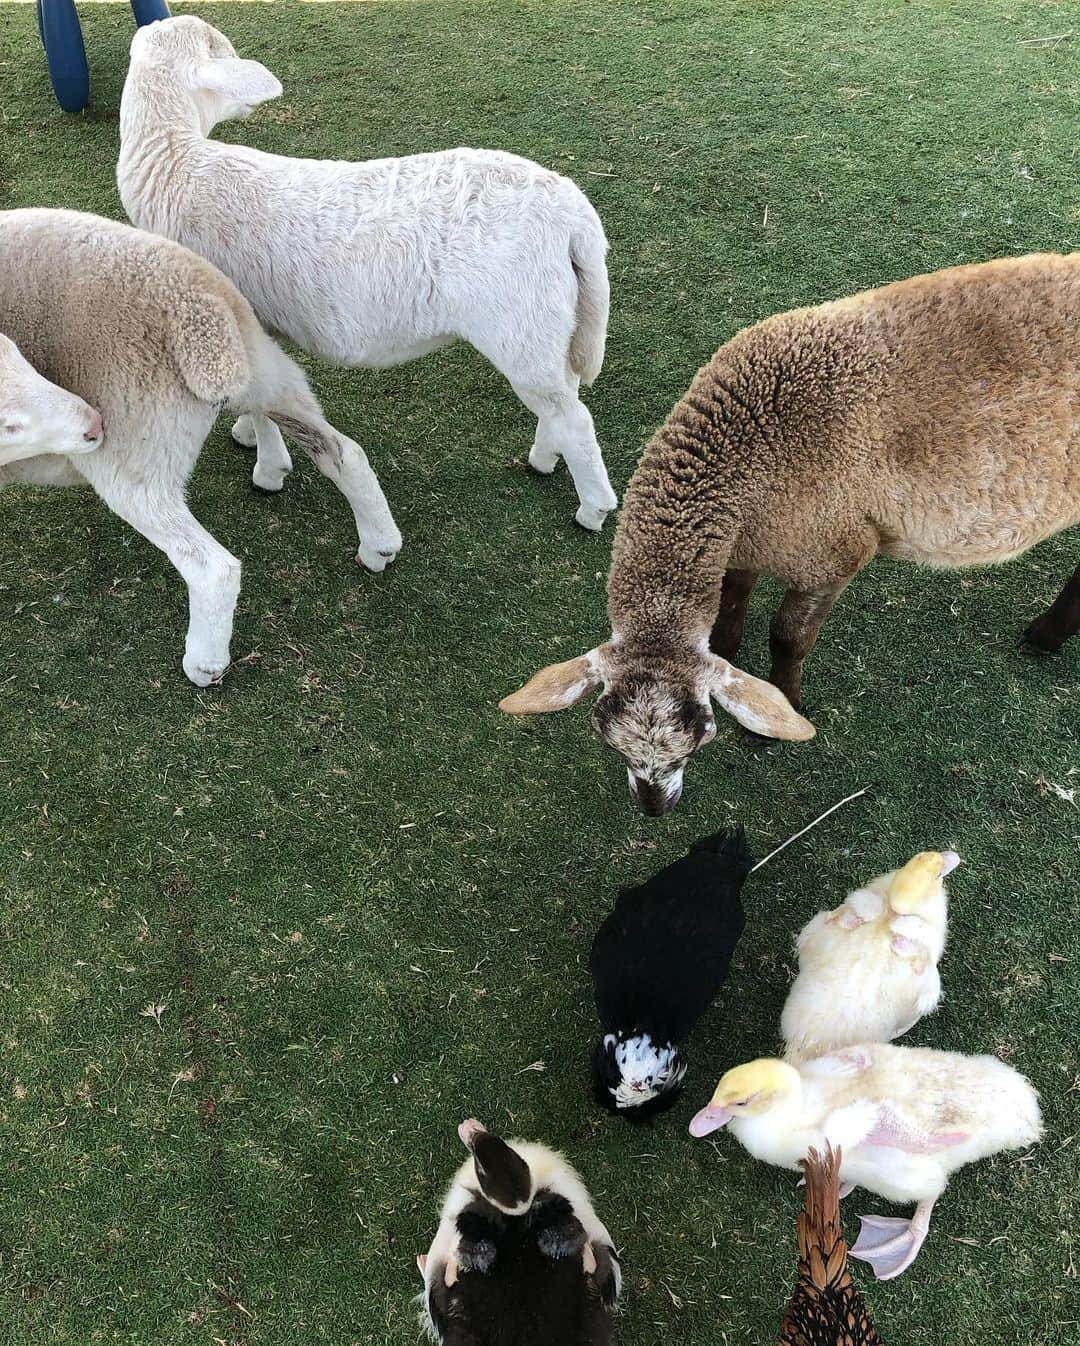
[850,1199,934,1279]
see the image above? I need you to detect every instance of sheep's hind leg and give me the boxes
[710,569,759,661]
[513,382,618,531]
[1021,560,1079,654]
[75,456,240,687]
[269,412,402,572]
[232,412,293,493]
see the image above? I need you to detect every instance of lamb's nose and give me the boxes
[83,409,103,442]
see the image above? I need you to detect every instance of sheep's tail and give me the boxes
[567,203,609,386]
[167,288,252,405]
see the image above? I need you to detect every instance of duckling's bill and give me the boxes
[688,1103,732,1136]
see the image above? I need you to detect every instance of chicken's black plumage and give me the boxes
[590,827,752,1117]
[429,1195,614,1346]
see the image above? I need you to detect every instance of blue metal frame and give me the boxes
[38,0,171,114]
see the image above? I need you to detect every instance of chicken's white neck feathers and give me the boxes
[607,1033,683,1107]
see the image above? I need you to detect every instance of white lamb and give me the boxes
[117,16,619,535]
[0,333,103,466]
[0,208,402,686]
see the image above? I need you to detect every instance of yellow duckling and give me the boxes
[781,850,959,1063]
[689,1044,1042,1279]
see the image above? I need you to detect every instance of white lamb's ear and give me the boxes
[705,655,816,741]
[193,58,283,106]
[499,649,605,715]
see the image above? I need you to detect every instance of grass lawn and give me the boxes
[0,1,1077,1342]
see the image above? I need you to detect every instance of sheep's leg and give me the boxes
[768,582,849,710]
[512,383,618,531]
[232,412,293,493]
[268,413,402,573]
[1021,560,1080,654]
[75,460,240,687]
[710,569,759,661]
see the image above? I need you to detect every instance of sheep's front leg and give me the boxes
[76,461,241,686]
[1021,560,1079,654]
[232,412,294,493]
[269,413,402,572]
[768,583,848,710]
[170,527,242,687]
[710,569,759,661]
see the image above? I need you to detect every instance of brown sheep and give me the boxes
[501,253,1079,814]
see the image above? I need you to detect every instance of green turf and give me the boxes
[0,0,1077,1342]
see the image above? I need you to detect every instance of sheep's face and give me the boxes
[0,336,103,467]
[590,674,714,816]
[499,642,815,815]
[131,18,282,130]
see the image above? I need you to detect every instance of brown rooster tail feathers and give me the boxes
[797,1145,848,1292]
[781,1142,883,1345]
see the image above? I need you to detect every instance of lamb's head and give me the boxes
[500,642,814,816]
[129,17,282,132]
[0,336,103,467]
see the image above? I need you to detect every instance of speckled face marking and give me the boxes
[591,678,715,816]
[501,643,813,812]
[608,1034,685,1108]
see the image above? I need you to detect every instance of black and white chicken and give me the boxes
[419,1120,620,1346]
[590,826,752,1118]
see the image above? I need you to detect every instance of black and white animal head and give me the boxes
[419,1120,621,1343]
[129,17,283,133]
[459,1117,535,1215]
[500,642,814,815]
[592,1032,686,1119]
[0,335,103,467]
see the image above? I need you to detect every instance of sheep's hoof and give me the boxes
[527,445,559,475]
[183,655,229,688]
[357,545,400,574]
[1019,625,1061,656]
[574,504,610,532]
[251,469,289,494]
[231,416,259,449]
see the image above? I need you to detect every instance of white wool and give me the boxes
[118,16,619,532]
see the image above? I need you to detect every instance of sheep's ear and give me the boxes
[193,58,282,106]
[499,649,604,715]
[706,656,816,740]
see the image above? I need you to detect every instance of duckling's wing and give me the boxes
[844,887,888,923]
[801,1047,874,1078]
[821,1100,880,1151]
[529,1195,587,1261]
[862,1107,969,1154]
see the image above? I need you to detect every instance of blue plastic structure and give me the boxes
[38,0,171,114]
